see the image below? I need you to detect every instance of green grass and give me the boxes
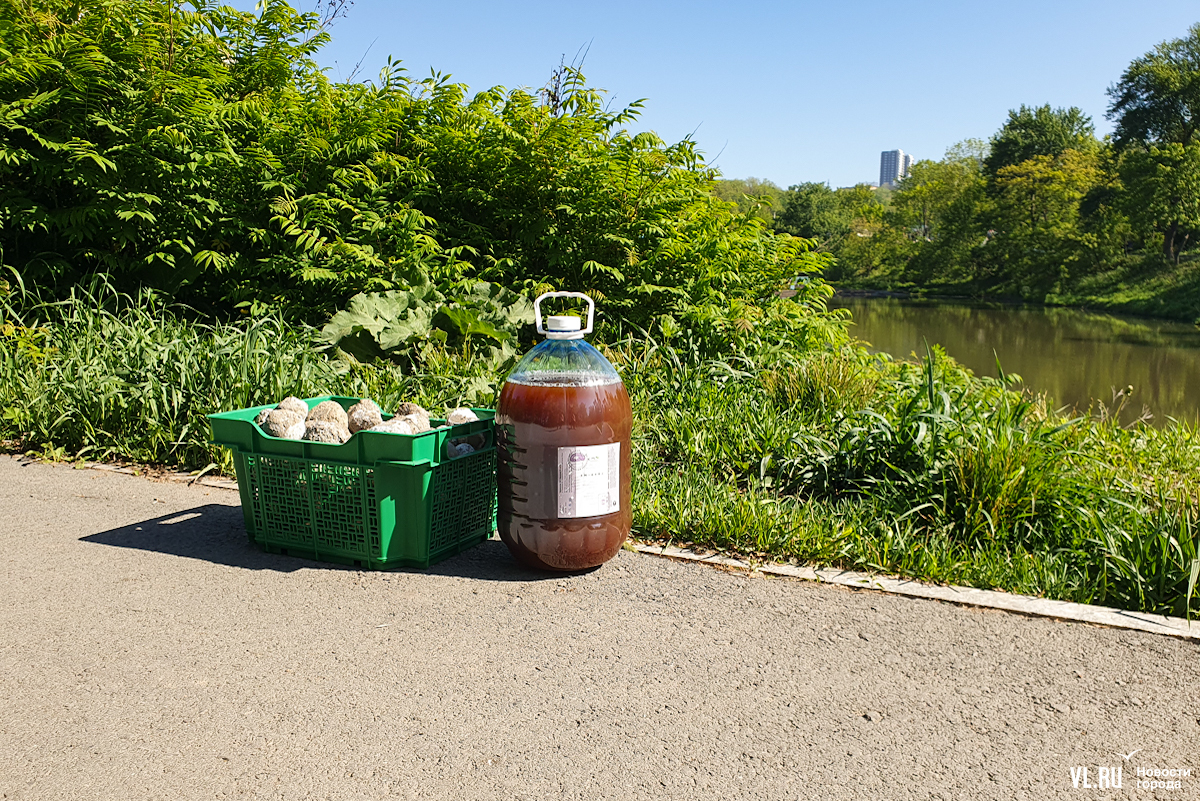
[0,289,508,472]
[2,291,1198,618]
[1045,253,1200,323]
[625,340,1200,617]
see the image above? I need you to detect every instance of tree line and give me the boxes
[720,23,1200,313]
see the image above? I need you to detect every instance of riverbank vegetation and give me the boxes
[5,289,1198,617]
[724,24,1200,323]
[0,1,1197,617]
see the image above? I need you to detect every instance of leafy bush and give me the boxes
[0,0,828,332]
[0,0,322,301]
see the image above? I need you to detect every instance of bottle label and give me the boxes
[557,442,620,518]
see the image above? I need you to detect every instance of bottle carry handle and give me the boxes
[534,292,595,336]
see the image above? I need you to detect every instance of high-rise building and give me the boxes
[880,149,913,188]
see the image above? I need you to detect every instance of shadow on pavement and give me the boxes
[81,504,303,572]
[81,506,574,581]
[422,539,592,583]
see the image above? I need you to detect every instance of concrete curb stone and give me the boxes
[631,543,1200,641]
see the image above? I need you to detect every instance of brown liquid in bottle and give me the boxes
[496,378,632,571]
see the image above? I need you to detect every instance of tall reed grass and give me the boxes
[0,289,507,471]
[619,334,1200,617]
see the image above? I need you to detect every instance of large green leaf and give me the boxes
[321,280,532,365]
[433,306,511,343]
[378,304,437,350]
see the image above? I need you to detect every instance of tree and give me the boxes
[834,210,914,283]
[774,182,842,247]
[946,138,990,167]
[1118,144,1200,262]
[990,149,1102,287]
[994,151,1100,235]
[1076,145,1136,268]
[1107,24,1200,260]
[889,148,987,285]
[774,182,880,252]
[1108,23,1200,149]
[892,151,983,240]
[984,105,1098,178]
[711,177,785,225]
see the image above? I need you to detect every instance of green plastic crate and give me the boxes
[208,396,496,569]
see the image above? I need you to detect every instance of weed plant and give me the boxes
[1,290,1197,618]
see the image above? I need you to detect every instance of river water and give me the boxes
[828,295,1200,425]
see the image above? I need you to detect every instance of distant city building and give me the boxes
[879,149,914,188]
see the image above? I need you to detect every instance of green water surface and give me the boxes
[829,295,1200,424]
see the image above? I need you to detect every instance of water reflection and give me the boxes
[829,296,1200,425]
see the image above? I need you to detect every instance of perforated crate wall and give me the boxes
[429,448,497,556]
[241,450,494,568]
[247,455,316,549]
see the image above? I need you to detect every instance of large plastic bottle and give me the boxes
[496,292,632,571]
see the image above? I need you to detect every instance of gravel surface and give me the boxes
[1,455,1198,800]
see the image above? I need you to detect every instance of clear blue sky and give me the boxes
[258,0,1199,188]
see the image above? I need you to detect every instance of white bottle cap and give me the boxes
[545,315,584,339]
[547,315,581,331]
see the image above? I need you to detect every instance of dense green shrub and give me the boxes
[0,0,315,302]
[0,0,826,331]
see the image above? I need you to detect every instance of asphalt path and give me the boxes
[1,455,1198,800]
